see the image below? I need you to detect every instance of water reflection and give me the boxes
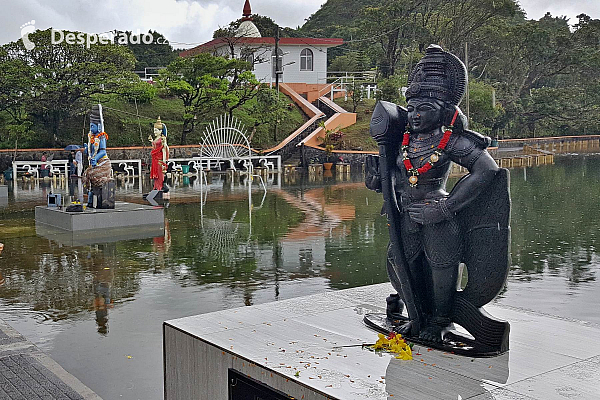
[1,157,599,324]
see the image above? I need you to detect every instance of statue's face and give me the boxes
[154,127,162,137]
[407,98,444,133]
[90,122,102,134]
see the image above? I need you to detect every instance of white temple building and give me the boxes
[180,0,343,86]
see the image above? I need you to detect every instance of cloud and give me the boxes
[518,0,600,23]
[0,0,325,47]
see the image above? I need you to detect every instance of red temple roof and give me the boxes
[180,37,344,57]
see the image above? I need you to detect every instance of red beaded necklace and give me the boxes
[401,109,459,187]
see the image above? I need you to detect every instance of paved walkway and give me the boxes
[0,319,100,400]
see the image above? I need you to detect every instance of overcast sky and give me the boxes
[1,0,598,47]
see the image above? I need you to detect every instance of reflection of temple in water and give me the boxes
[275,184,358,271]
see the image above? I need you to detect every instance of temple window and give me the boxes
[300,48,313,71]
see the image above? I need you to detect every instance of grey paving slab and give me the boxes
[498,355,600,400]
[166,283,600,400]
[0,320,101,400]
[468,387,539,399]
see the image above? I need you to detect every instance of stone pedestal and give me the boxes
[335,163,351,174]
[308,163,323,175]
[283,165,297,175]
[35,201,164,233]
[164,283,600,400]
[90,179,115,209]
[36,223,164,247]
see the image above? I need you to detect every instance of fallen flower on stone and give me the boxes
[371,332,413,360]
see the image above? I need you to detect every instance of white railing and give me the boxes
[133,67,165,81]
[13,160,69,179]
[317,71,381,100]
[111,159,142,177]
[166,155,282,174]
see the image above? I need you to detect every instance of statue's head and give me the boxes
[405,45,467,133]
[90,104,104,134]
[154,117,167,138]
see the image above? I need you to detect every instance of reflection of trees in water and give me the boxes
[509,156,600,287]
[0,239,143,322]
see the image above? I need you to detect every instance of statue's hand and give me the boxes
[90,158,97,167]
[406,198,453,225]
[365,155,381,193]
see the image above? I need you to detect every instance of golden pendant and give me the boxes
[430,153,440,163]
[408,175,419,186]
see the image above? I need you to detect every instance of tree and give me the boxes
[118,30,178,71]
[347,79,365,113]
[329,52,371,72]
[467,80,504,135]
[160,53,261,144]
[476,13,600,135]
[0,28,140,146]
[246,88,288,146]
[359,1,425,78]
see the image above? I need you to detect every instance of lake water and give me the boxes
[1,154,599,400]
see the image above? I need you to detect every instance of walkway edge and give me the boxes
[0,318,102,400]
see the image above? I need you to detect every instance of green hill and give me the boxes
[300,0,378,38]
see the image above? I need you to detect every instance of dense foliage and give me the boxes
[0,29,303,149]
[300,1,600,137]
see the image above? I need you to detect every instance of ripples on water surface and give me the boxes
[0,155,599,399]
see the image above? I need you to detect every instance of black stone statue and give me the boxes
[364,45,511,356]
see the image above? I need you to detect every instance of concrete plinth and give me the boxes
[35,201,164,233]
[36,223,164,246]
[308,163,323,175]
[164,283,600,400]
[336,163,351,174]
[0,185,7,198]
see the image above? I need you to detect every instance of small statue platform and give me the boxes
[35,201,164,234]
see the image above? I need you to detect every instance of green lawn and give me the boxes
[0,92,307,149]
[334,98,378,151]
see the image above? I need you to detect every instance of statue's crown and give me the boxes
[405,44,467,106]
[90,104,104,126]
[154,117,163,131]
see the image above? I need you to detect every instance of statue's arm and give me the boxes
[93,137,107,165]
[445,149,498,215]
[407,135,498,225]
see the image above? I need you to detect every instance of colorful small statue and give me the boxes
[149,117,169,192]
[83,104,114,208]
[365,45,511,356]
